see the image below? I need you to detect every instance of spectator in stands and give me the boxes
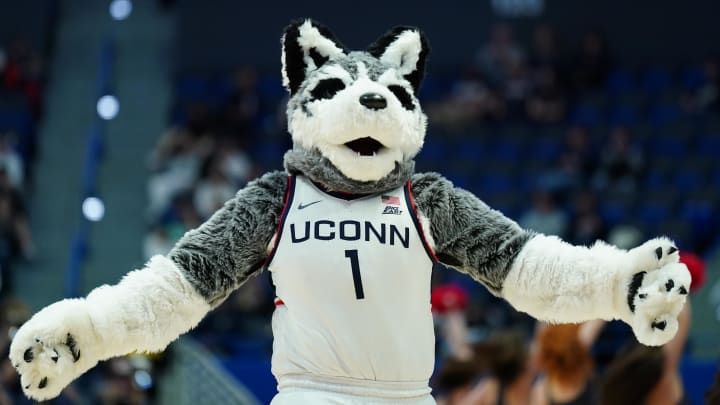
[146,127,210,218]
[519,190,568,237]
[593,126,644,193]
[433,328,535,405]
[526,65,567,124]
[0,133,24,190]
[530,321,604,405]
[504,60,532,119]
[528,24,562,71]
[221,66,261,142]
[0,169,34,294]
[142,223,174,261]
[475,23,525,87]
[216,140,253,187]
[681,57,719,113]
[461,330,535,405]
[571,30,611,93]
[433,357,482,405]
[600,301,691,405]
[428,69,507,128]
[568,190,607,246]
[707,370,720,405]
[1,38,43,117]
[537,126,594,193]
[194,155,236,220]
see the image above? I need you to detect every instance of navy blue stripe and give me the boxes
[264,175,297,271]
[404,183,437,263]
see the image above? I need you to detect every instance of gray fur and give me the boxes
[410,172,535,294]
[284,147,414,194]
[169,171,288,307]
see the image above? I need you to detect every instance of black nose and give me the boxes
[359,93,387,110]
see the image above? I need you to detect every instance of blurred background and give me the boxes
[0,0,719,404]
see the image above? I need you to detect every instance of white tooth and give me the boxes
[373,151,377,156]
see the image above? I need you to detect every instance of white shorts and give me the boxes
[270,389,436,405]
[270,374,436,405]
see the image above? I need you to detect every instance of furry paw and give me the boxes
[627,237,680,273]
[9,299,100,401]
[624,262,691,346]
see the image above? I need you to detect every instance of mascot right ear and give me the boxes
[281,19,347,95]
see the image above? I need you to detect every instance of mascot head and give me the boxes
[282,19,430,182]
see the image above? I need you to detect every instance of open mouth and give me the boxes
[344,137,385,156]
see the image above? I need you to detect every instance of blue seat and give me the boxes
[600,201,630,226]
[570,104,601,126]
[695,134,720,157]
[680,65,706,91]
[637,201,673,224]
[648,103,680,125]
[672,169,705,191]
[608,104,638,126]
[176,75,211,101]
[641,67,673,94]
[606,69,636,94]
[648,135,687,157]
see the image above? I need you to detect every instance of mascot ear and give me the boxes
[367,27,430,92]
[282,19,347,94]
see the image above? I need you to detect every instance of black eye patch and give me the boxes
[310,78,346,100]
[388,85,415,111]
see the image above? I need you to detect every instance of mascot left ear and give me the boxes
[282,19,347,94]
[367,27,430,92]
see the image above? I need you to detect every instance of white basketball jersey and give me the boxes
[266,175,437,387]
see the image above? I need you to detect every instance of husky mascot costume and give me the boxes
[11,20,690,404]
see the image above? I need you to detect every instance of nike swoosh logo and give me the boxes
[298,200,322,210]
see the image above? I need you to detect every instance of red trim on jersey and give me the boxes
[406,181,439,263]
[261,175,295,270]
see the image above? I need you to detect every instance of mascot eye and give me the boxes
[388,85,415,110]
[310,78,346,100]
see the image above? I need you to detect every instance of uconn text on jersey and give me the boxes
[289,220,410,248]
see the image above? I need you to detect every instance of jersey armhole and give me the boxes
[405,181,439,263]
[262,175,297,270]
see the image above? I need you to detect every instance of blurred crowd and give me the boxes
[0,37,44,298]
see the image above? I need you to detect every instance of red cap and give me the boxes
[431,284,469,314]
[679,252,706,293]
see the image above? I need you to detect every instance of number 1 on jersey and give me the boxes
[344,249,365,300]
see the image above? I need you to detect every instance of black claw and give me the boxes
[66,334,80,362]
[38,377,47,389]
[651,320,667,330]
[24,385,29,390]
[678,286,688,295]
[51,348,59,363]
[655,247,663,260]
[638,293,647,299]
[628,272,647,313]
[668,246,678,255]
[23,348,33,363]
[665,279,675,292]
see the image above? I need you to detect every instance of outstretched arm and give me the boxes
[10,171,289,400]
[411,173,690,346]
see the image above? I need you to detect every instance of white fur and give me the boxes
[377,30,423,76]
[10,256,210,400]
[281,20,346,90]
[502,235,689,346]
[289,68,427,182]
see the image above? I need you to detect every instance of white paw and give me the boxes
[625,262,691,346]
[9,299,100,401]
[628,237,680,273]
